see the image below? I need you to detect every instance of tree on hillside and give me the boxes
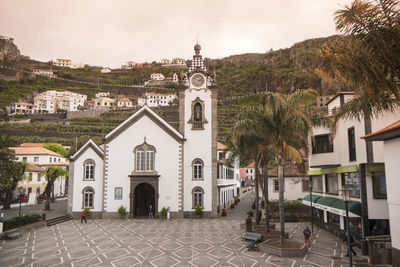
[43,166,67,210]
[258,89,328,242]
[320,0,400,117]
[0,133,27,210]
[43,143,68,157]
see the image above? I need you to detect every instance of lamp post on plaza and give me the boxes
[341,186,353,267]
[309,176,313,234]
[18,188,23,228]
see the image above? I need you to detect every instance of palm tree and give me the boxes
[320,0,400,114]
[259,89,328,242]
[230,108,273,229]
[43,166,68,210]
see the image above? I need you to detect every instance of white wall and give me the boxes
[71,148,104,212]
[383,138,400,250]
[365,172,389,219]
[106,115,181,213]
[183,87,214,212]
[15,154,64,164]
[258,177,309,201]
[309,126,340,167]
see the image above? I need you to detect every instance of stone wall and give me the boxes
[67,110,107,119]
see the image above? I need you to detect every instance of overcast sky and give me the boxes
[0,0,350,68]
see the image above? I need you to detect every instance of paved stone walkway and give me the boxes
[0,192,366,267]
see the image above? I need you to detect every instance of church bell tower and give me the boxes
[179,43,218,217]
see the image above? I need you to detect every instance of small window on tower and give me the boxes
[188,97,207,130]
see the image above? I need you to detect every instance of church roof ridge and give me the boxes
[104,105,184,143]
[70,139,104,161]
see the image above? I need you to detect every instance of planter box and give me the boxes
[260,240,307,257]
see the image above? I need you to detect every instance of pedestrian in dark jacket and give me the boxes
[343,234,357,256]
[81,209,87,223]
[303,226,311,247]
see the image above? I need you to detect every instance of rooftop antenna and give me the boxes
[196,33,199,44]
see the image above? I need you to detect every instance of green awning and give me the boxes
[315,196,362,217]
[303,194,322,203]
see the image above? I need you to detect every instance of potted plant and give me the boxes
[85,208,92,219]
[195,204,203,219]
[230,203,235,209]
[118,205,127,219]
[221,208,227,217]
[161,207,168,219]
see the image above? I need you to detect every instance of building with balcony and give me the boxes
[34,90,87,113]
[362,120,400,265]
[137,92,177,107]
[10,146,68,198]
[216,142,240,210]
[150,73,165,81]
[116,96,133,109]
[171,58,186,65]
[53,59,71,67]
[33,69,57,78]
[10,101,34,115]
[94,97,116,110]
[305,92,400,240]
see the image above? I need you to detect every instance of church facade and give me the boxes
[68,44,218,218]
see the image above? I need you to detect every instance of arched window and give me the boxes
[83,160,95,180]
[192,187,204,208]
[134,143,156,173]
[192,159,204,180]
[146,148,154,171]
[83,187,94,208]
[136,148,145,172]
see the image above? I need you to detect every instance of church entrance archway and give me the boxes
[134,183,155,217]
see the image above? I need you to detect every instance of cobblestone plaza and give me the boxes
[0,193,365,267]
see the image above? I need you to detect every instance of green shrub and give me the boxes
[85,208,92,218]
[160,207,168,219]
[118,205,127,219]
[3,214,42,231]
[195,204,203,217]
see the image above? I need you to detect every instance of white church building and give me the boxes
[68,44,218,218]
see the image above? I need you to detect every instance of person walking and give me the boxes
[149,205,153,219]
[81,209,87,223]
[344,234,357,257]
[303,226,311,247]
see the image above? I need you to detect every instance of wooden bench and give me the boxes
[5,229,22,240]
[242,232,262,251]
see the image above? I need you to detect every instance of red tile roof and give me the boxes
[217,142,227,150]
[246,162,255,168]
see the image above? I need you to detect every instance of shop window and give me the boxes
[372,172,387,199]
[342,173,360,198]
[302,179,310,192]
[325,174,339,195]
[312,175,323,192]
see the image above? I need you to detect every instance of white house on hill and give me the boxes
[68,43,218,219]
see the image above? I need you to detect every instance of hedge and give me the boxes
[3,214,42,231]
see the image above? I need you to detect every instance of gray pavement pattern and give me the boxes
[0,192,366,267]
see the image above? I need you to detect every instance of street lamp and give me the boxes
[309,176,313,234]
[341,185,353,267]
[18,188,23,228]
